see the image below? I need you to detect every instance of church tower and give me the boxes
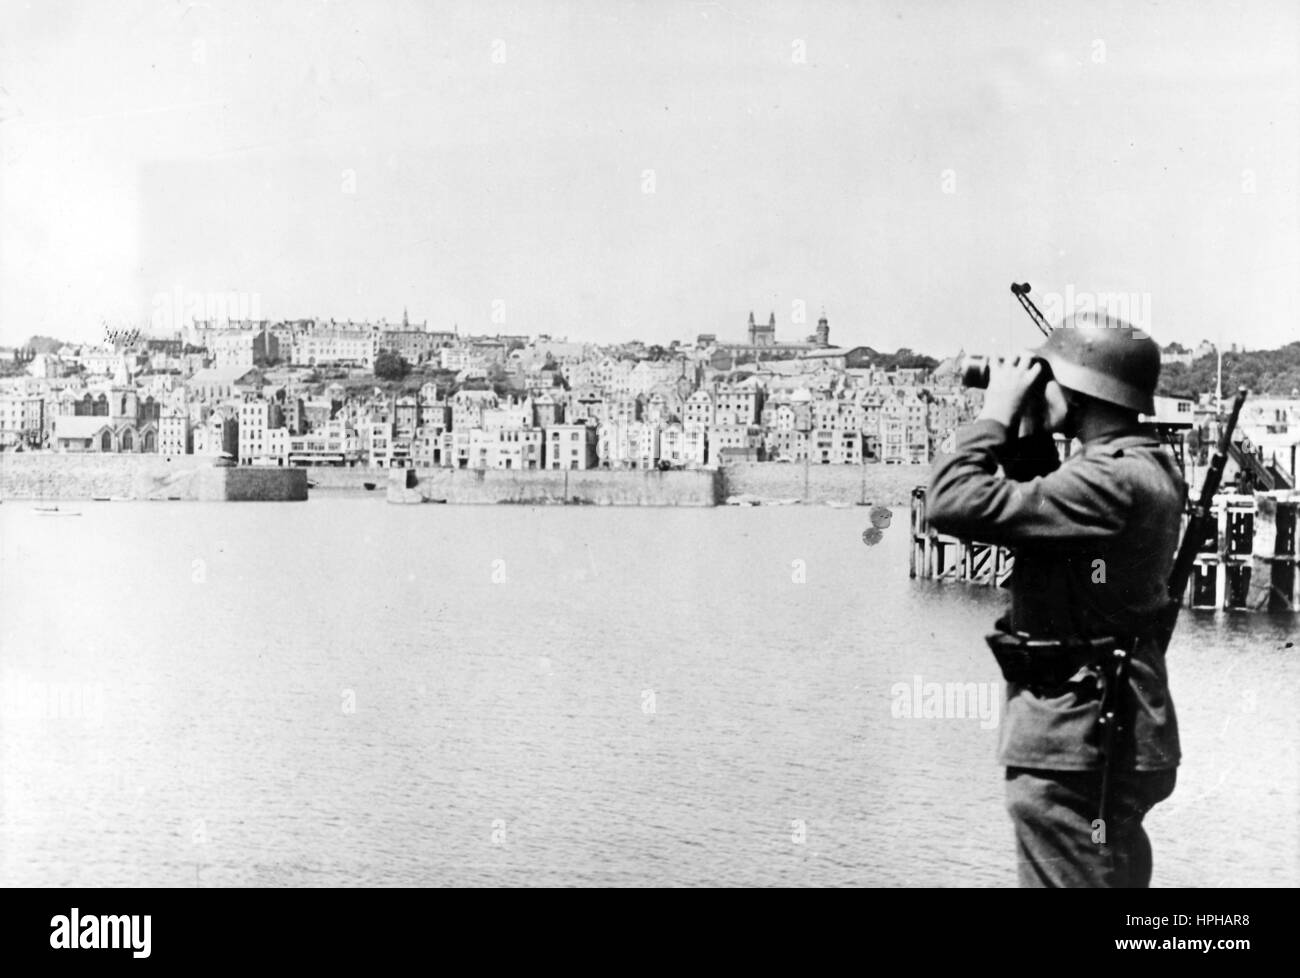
[815,313,830,348]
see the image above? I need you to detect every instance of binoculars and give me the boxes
[959,354,1051,389]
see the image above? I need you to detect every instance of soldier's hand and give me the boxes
[978,351,1045,429]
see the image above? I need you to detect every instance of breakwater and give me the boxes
[0,454,307,502]
[388,462,926,507]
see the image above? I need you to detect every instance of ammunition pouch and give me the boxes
[984,628,1124,687]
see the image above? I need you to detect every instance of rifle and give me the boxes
[1164,387,1249,627]
[1095,387,1248,831]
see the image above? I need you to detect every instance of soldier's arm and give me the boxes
[926,418,1128,546]
[999,425,1061,481]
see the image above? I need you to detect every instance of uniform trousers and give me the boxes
[1004,766,1177,888]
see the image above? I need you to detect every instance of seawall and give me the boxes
[390,467,721,506]
[721,462,923,506]
[389,462,928,507]
[0,454,307,501]
[303,467,390,492]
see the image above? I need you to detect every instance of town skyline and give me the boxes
[3,1,1296,352]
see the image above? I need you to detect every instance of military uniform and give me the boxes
[927,417,1186,887]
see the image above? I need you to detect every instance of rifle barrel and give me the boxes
[1167,387,1248,604]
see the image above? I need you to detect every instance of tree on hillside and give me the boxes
[1156,342,1300,398]
[24,335,68,354]
[373,350,410,381]
[883,348,939,371]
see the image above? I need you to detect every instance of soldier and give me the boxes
[927,313,1185,888]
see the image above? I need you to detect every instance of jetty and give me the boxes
[910,486,1300,613]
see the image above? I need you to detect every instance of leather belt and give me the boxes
[984,630,1142,687]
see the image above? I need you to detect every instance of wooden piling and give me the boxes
[908,485,1300,612]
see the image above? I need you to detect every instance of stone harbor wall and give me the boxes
[0,454,307,501]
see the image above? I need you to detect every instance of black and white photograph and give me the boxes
[0,0,1295,936]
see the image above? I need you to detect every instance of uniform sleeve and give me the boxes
[1000,426,1061,481]
[926,418,1130,546]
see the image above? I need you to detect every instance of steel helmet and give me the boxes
[1036,311,1160,415]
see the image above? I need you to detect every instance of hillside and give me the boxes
[1157,342,1300,399]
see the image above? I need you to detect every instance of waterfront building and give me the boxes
[288,420,362,467]
[411,422,448,467]
[487,427,543,470]
[595,420,660,469]
[765,427,810,462]
[52,416,114,453]
[545,424,598,470]
[52,416,158,453]
[0,393,45,449]
[660,422,711,468]
[707,424,764,466]
[193,412,239,458]
[159,413,191,456]
[237,400,288,466]
[362,422,394,468]
[446,428,475,469]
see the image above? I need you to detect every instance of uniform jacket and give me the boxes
[927,418,1185,771]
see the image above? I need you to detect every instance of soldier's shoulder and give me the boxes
[1078,436,1165,462]
[1075,437,1180,478]
[1081,437,1184,497]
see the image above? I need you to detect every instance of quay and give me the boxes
[0,454,307,502]
[387,461,928,507]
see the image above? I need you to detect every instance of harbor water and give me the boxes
[1,499,1295,886]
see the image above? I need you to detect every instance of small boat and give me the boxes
[35,505,81,516]
[363,482,377,491]
[92,495,111,502]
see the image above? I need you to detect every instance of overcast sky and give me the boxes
[1,0,1296,353]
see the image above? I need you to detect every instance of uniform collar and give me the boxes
[1081,425,1161,449]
